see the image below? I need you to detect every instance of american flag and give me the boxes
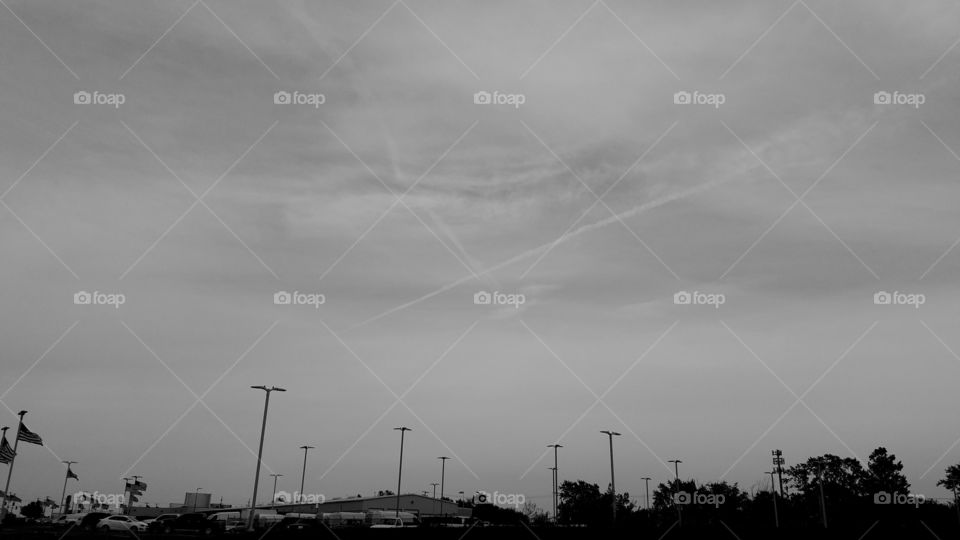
[0,434,14,463]
[17,423,42,446]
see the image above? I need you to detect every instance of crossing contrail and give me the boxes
[346,173,736,332]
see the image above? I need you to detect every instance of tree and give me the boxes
[20,501,43,519]
[521,501,550,526]
[786,454,866,501]
[862,447,910,495]
[937,464,960,494]
[558,480,603,525]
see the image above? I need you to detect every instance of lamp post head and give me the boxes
[394,427,411,432]
[548,444,563,449]
[251,386,286,392]
[300,445,315,450]
[600,430,621,437]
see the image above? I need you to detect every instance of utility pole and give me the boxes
[247,385,285,530]
[438,457,450,516]
[270,475,283,507]
[600,431,620,525]
[394,427,411,518]
[298,446,314,504]
[548,444,562,522]
[772,450,786,497]
[669,460,683,527]
[641,477,651,511]
[766,470,779,528]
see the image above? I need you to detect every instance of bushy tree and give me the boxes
[862,447,910,495]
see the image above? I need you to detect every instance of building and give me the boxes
[266,493,470,518]
[0,492,22,517]
[183,492,212,511]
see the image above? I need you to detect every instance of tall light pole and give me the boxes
[270,475,283,507]
[58,461,77,517]
[430,483,439,514]
[247,385,285,530]
[547,444,562,522]
[298,446,314,503]
[394,427,411,518]
[766,470,779,528]
[438,456,450,516]
[669,459,682,526]
[600,431,620,525]
[193,488,203,512]
[641,477,651,511]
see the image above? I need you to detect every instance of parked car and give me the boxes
[146,513,179,531]
[78,512,110,531]
[162,513,218,535]
[277,514,318,531]
[52,513,84,527]
[207,511,244,533]
[370,517,407,528]
[97,515,148,533]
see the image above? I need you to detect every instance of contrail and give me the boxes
[346,173,736,332]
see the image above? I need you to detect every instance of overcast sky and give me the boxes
[2,0,960,509]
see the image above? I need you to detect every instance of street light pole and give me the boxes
[431,483,439,515]
[548,466,557,520]
[394,427,411,518]
[299,446,314,503]
[247,385,286,530]
[600,431,620,525]
[438,456,450,516]
[641,477,651,511]
[548,444,562,522]
[270,475,283,507]
[669,460,682,526]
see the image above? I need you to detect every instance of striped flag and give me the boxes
[17,423,42,445]
[0,434,14,463]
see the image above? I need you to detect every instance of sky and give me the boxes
[2,0,960,510]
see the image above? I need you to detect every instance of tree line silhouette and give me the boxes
[466,447,960,537]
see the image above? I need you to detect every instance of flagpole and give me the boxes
[0,411,26,521]
[59,462,77,517]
